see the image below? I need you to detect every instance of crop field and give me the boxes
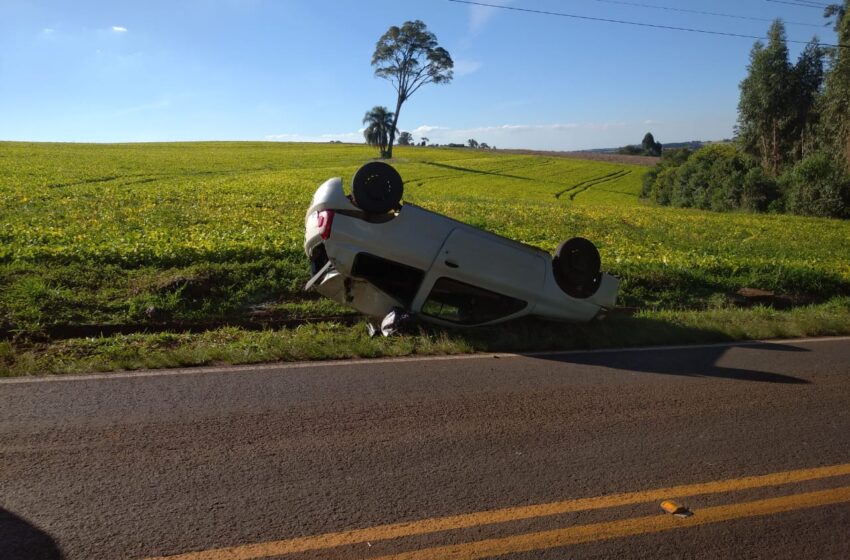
[2,141,850,368]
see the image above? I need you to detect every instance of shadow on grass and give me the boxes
[0,508,64,560]
[421,161,536,182]
[431,315,812,385]
[614,264,850,310]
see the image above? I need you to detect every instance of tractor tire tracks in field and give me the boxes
[555,169,631,200]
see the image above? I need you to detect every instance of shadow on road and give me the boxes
[531,342,812,384]
[445,315,815,385]
[0,508,64,560]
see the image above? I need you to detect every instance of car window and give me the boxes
[421,277,527,325]
[351,253,425,307]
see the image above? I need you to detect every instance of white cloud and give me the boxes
[643,119,661,125]
[453,58,482,77]
[266,120,668,151]
[406,121,631,150]
[112,26,127,32]
[265,131,364,143]
[412,125,449,134]
[42,28,54,34]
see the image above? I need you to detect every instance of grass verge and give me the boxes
[2,298,848,377]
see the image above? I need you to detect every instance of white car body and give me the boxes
[304,177,618,326]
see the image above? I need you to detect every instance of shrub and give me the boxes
[741,167,779,212]
[640,148,691,199]
[781,154,850,219]
[642,144,779,213]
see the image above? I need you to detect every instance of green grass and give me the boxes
[1,141,849,375]
[2,298,849,377]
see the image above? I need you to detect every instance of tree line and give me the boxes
[618,132,663,157]
[642,2,850,219]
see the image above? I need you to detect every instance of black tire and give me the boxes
[351,162,404,215]
[552,237,602,299]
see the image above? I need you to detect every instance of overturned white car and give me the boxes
[304,162,618,329]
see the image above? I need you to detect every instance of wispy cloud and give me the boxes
[409,121,630,150]
[412,125,449,134]
[267,121,640,150]
[42,28,54,35]
[112,26,127,33]
[453,58,482,77]
[469,0,510,35]
[265,130,364,143]
[416,122,625,135]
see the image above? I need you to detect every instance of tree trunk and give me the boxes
[386,96,404,159]
[760,135,769,173]
[772,120,779,176]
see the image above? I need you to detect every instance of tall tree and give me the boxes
[791,38,825,159]
[362,106,395,157]
[372,20,453,159]
[737,20,796,176]
[821,1,850,169]
[641,132,662,156]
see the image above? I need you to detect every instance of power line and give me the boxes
[783,0,830,5]
[793,0,831,7]
[765,0,830,8]
[447,0,844,48]
[585,0,824,28]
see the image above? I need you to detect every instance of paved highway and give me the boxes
[2,337,850,559]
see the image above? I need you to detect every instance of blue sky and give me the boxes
[0,0,838,150]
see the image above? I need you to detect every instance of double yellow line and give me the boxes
[145,463,850,560]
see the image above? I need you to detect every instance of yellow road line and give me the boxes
[371,485,850,560]
[144,462,850,560]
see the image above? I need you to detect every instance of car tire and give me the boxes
[552,237,602,298]
[351,162,404,215]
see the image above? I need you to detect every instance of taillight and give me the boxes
[316,210,334,240]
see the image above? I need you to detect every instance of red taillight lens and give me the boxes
[317,210,334,240]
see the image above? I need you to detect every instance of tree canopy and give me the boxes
[821,1,850,169]
[644,8,850,219]
[642,133,663,156]
[737,21,797,176]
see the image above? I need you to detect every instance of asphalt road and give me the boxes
[2,337,850,560]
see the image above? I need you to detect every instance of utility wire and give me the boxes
[765,0,830,9]
[584,0,823,28]
[448,0,845,48]
[792,0,831,7]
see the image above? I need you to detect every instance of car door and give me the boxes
[411,227,547,326]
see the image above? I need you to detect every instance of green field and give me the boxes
[2,141,849,374]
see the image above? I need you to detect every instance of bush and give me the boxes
[741,167,779,212]
[781,154,850,219]
[642,144,779,213]
[640,148,691,199]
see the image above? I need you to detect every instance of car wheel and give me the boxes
[351,162,404,215]
[552,237,602,298]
